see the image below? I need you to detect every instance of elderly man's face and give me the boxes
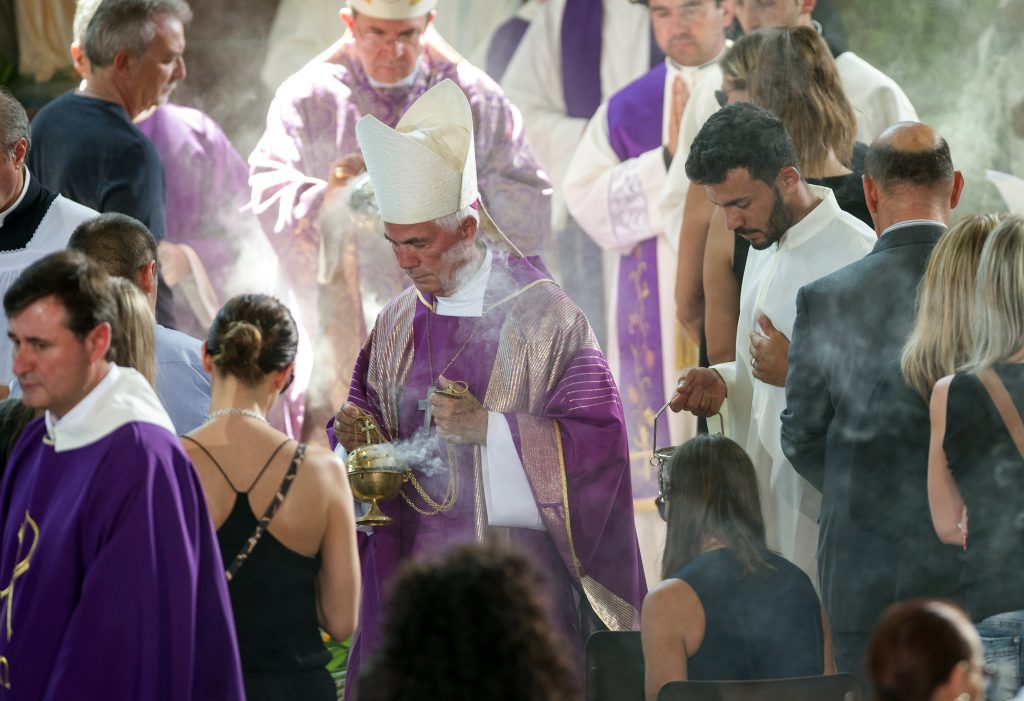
[733,0,804,32]
[0,139,26,212]
[8,296,108,419]
[348,13,430,84]
[383,219,477,296]
[126,12,186,116]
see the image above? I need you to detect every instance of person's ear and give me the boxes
[340,8,356,33]
[799,0,817,15]
[862,175,880,216]
[138,260,158,298]
[274,363,296,393]
[950,170,965,210]
[933,660,972,701]
[10,138,27,169]
[775,166,802,195]
[86,322,112,364]
[461,215,478,242]
[718,0,736,29]
[112,49,134,76]
[200,341,215,374]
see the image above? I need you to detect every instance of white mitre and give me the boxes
[355,78,522,256]
[347,0,437,19]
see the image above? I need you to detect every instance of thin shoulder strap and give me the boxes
[180,435,240,493]
[226,442,307,582]
[977,368,1024,460]
[243,438,292,493]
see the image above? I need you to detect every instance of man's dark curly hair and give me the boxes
[685,102,799,186]
[357,542,577,701]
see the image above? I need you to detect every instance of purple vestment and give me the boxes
[0,419,244,700]
[328,254,645,697]
[605,64,670,499]
[249,41,552,316]
[136,103,253,336]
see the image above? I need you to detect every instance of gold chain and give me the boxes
[400,440,460,515]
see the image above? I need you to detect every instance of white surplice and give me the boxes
[501,0,652,230]
[562,55,723,447]
[714,186,875,585]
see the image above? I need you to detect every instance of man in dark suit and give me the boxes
[779,122,964,675]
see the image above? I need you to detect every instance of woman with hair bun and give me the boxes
[182,294,360,701]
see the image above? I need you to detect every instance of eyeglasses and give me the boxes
[356,28,425,51]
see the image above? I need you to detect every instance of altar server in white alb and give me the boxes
[562,0,733,506]
[670,103,875,585]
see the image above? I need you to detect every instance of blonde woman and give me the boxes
[109,276,157,388]
[182,294,359,701]
[848,214,1002,604]
[929,216,1024,701]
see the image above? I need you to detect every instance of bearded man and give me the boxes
[669,103,874,584]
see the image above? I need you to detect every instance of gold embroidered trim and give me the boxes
[581,575,640,631]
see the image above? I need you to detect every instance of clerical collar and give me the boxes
[433,246,493,317]
[777,184,843,251]
[0,167,29,228]
[46,364,120,436]
[367,59,421,89]
[44,365,176,452]
[667,43,727,75]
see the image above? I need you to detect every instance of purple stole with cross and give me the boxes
[605,62,670,499]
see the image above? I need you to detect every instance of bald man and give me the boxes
[779,122,965,675]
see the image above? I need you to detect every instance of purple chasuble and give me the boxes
[561,0,666,119]
[136,103,253,334]
[0,419,244,700]
[328,255,645,699]
[606,63,670,499]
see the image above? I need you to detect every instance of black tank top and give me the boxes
[183,437,330,677]
[671,548,824,680]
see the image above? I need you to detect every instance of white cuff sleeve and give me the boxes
[480,411,546,530]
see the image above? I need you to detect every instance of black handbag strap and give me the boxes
[226,442,307,582]
[977,368,1024,461]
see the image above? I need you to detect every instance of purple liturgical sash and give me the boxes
[487,16,530,81]
[606,63,669,499]
[561,0,665,119]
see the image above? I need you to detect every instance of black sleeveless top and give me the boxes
[183,437,333,700]
[945,363,1024,621]
[670,548,824,680]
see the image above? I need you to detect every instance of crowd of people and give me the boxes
[0,0,1023,700]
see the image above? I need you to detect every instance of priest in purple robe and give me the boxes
[0,251,244,700]
[249,0,551,430]
[329,80,644,696]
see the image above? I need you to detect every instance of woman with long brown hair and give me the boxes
[641,433,829,701]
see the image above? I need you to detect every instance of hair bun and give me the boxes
[217,320,264,383]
